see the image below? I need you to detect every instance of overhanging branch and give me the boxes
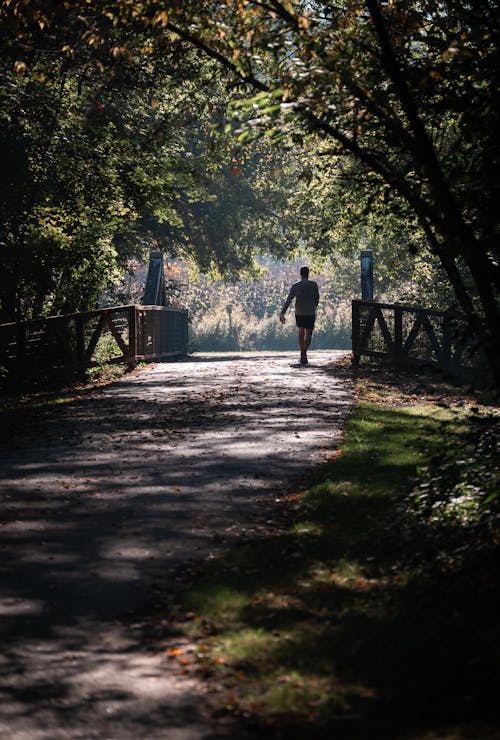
[166,21,269,93]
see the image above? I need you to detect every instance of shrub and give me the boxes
[190,301,351,352]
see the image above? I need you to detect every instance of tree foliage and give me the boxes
[0,2,299,320]
[1,1,499,383]
[154,0,500,381]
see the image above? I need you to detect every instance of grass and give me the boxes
[173,369,500,739]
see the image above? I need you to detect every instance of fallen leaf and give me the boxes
[166,648,184,657]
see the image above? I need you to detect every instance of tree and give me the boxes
[153,0,500,383]
[3,1,499,385]
[0,9,199,320]
[0,1,300,320]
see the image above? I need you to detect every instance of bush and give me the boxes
[189,302,352,352]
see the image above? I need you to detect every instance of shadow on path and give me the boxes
[0,351,353,739]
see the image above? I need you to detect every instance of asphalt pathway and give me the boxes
[0,351,354,739]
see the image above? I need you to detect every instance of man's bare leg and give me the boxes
[298,327,306,351]
[298,327,308,364]
[304,329,313,350]
[297,328,313,364]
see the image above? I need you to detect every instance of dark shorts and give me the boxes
[295,315,316,330]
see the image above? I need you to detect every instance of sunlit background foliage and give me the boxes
[1,0,498,378]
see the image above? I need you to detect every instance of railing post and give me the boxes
[153,309,159,357]
[351,300,361,366]
[128,305,137,365]
[394,306,403,360]
[182,310,188,354]
[75,316,85,369]
[441,314,453,370]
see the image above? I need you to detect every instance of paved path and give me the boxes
[0,351,354,739]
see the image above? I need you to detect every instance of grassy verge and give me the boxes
[173,368,499,739]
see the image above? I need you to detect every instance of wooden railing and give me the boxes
[352,299,483,379]
[0,304,188,380]
[136,305,188,362]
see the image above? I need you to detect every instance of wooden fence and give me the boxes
[351,299,484,380]
[0,304,188,380]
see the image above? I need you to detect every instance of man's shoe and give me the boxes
[300,351,308,365]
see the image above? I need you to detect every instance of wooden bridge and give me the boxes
[0,295,483,386]
[0,304,188,380]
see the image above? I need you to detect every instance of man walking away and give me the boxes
[279,266,320,365]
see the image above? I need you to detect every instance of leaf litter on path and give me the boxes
[0,350,353,740]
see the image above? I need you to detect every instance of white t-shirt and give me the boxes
[281,279,320,316]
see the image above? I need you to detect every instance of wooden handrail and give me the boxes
[351,299,482,381]
[0,305,188,381]
[351,298,462,320]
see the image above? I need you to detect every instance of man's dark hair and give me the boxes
[300,266,309,278]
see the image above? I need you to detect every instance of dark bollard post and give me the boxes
[353,249,373,367]
[143,250,167,306]
[360,249,374,301]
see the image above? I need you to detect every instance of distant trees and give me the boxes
[182,260,348,352]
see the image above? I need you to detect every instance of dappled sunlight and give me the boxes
[174,387,499,738]
[0,352,354,736]
[0,598,45,616]
[0,620,208,737]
